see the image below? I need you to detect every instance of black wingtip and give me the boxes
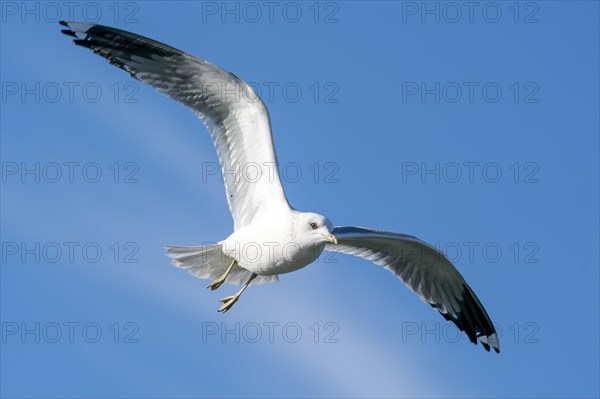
[61,29,76,37]
[73,39,93,48]
[59,20,68,27]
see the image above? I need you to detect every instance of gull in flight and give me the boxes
[60,21,500,353]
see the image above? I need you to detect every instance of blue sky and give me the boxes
[1,1,599,398]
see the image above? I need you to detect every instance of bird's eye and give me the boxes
[309,222,318,230]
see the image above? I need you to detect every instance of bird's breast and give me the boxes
[222,232,324,276]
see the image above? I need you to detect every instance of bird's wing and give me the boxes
[60,21,289,230]
[326,226,500,353]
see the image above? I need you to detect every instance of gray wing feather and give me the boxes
[327,226,500,353]
[60,21,289,229]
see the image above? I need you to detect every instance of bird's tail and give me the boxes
[165,243,278,286]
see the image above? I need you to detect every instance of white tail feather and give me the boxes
[165,244,278,286]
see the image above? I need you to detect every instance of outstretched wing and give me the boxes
[327,226,500,353]
[60,21,289,230]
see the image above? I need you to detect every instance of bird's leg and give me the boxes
[218,273,257,313]
[207,258,237,291]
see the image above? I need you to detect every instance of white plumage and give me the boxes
[61,21,499,353]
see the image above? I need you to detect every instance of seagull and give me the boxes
[60,21,500,353]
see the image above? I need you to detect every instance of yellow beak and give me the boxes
[323,233,338,245]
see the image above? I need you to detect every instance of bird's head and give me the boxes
[292,211,337,247]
